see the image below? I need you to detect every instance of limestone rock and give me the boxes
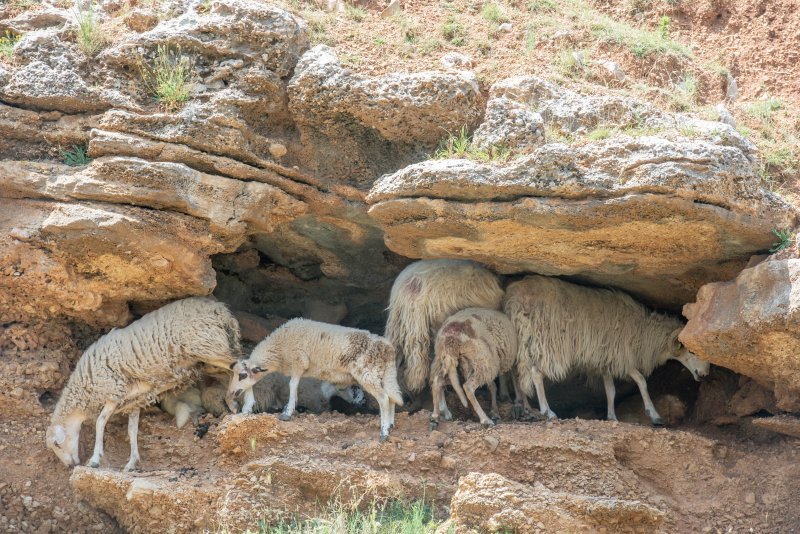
[123,8,159,32]
[0,61,111,113]
[381,0,401,18]
[368,136,795,308]
[449,473,664,532]
[682,258,800,411]
[751,415,800,438]
[289,45,481,145]
[472,96,544,152]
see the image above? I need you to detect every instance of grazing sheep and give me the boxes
[386,259,504,395]
[228,319,402,440]
[46,297,241,471]
[503,275,710,425]
[430,308,521,427]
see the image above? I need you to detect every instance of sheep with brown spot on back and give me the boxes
[430,308,520,427]
[227,318,402,440]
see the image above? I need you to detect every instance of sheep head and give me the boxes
[46,419,81,467]
[669,328,710,381]
[226,360,269,411]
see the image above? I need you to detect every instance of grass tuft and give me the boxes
[0,31,20,62]
[769,228,794,253]
[481,3,509,24]
[73,2,107,56]
[139,44,192,112]
[62,145,92,166]
[441,16,466,46]
[590,12,691,58]
[345,4,367,22]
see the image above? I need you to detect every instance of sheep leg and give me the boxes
[603,374,618,421]
[464,377,494,427]
[510,372,533,420]
[497,373,511,403]
[629,369,663,425]
[429,374,444,430]
[488,380,500,422]
[88,401,117,468]
[279,375,301,421]
[531,366,557,420]
[123,409,141,472]
[377,393,392,441]
[439,395,452,421]
[241,388,256,414]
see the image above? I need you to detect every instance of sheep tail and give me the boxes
[174,402,192,429]
[435,336,468,408]
[383,359,404,407]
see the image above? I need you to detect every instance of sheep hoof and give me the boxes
[510,405,523,420]
[89,461,99,469]
[651,417,664,426]
[278,413,292,421]
[482,420,496,428]
[490,411,500,422]
[379,434,389,443]
[429,419,439,431]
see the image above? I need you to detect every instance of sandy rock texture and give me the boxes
[682,256,800,411]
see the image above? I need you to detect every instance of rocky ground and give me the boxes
[2,0,800,531]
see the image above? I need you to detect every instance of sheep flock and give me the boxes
[46,259,711,469]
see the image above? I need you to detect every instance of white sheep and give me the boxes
[385,259,504,395]
[228,318,403,440]
[46,297,241,471]
[503,275,710,425]
[430,308,521,427]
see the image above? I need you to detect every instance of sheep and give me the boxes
[503,275,710,425]
[430,308,521,427]
[227,318,403,440]
[163,374,366,423]
[385,259,504,395]
[46,297,241,471]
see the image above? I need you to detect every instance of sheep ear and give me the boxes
[53,425,66,445]
[251,366,264,374]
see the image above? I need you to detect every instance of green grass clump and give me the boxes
[345,4,367,22]
[441,16,466,46]
[238,499,441,534]
[432,126,512,163]
[590,13,691,58]
[587,126,613,141]
[557,48,589,78]
[73,2,107,56]
[670,72,698,111]
[769,228,794,253]
[139,45,192,112]
[746,95,782,126]
[0,31,20,62]
[62,145,92,166]
[481,3,509,23]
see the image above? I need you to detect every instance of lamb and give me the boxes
[430,308,521,427]
[228,318,403,440]
[503,275,710,425]
[385,259,504,395]
[163,374,365,423]
[46,297,241,470]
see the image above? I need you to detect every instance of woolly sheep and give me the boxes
[430,308,521,427]
[503,275,710,425]
[385,259,504,395]
[46,297,241,471]
[228,318,403,440]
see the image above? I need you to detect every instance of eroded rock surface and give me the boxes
[368,77,796,308]
[447,472,664,532]
[682,256,800,411]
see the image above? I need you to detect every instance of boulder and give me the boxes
[368,137,795,308]
[448,472,664,532]
[682,257,800,411]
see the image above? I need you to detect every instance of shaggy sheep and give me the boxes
[430,308,521,427]
[228,318,402,440]
[385,259,504,395]
[503,275,710,425]
[46,297,241,470]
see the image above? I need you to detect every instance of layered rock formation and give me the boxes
[682,254,800,411]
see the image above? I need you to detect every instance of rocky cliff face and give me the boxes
[2,0,800,532]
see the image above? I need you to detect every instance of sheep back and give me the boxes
[503,275,683,396]
[432,308,518,384]
[385,259,503,393]
[53,297,241,420]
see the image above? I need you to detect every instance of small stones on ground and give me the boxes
[440,52,473,70]
[597,59,626,82]
[715,103,736,127]
[381,0,401,18]
[498,22,513,32]
[269,143,288,159]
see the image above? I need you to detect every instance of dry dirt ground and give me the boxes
[2,394,799,533]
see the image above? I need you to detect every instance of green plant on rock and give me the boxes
[62,145,92,166]
[73,2,107,56]
[434,126,472,159]
[769,228,794,253]
[0,31,20,62]
[139,44,192,112]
